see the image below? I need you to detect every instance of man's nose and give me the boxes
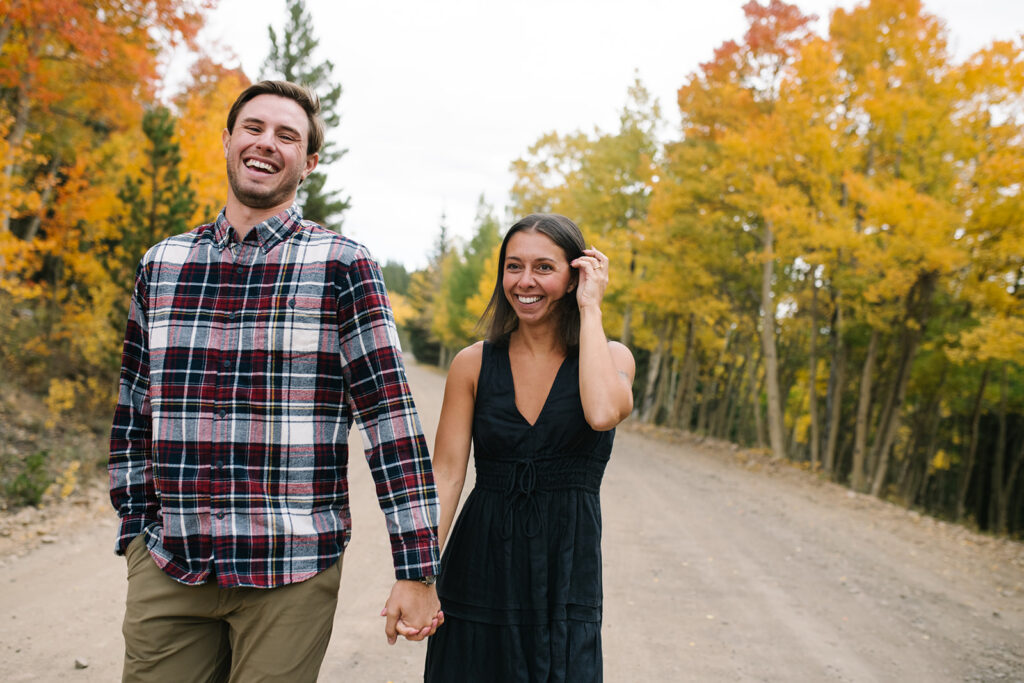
[254,129,277,150]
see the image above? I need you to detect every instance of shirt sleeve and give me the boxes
[108,262,159,555]
[337,248,441,580]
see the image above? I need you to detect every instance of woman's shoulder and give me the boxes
[448,342,486,383]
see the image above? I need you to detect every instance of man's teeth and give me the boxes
[517,295,541,304]
[246,159,276,173]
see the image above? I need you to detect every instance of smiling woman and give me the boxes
[424,213,635,681]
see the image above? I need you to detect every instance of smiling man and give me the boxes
[109,81,442,682]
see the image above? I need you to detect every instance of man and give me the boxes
[109,80,441,682]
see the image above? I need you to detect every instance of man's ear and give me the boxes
[222,128,230,158]
[304,152,319,178]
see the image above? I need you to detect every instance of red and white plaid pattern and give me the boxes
[110,206,440,587]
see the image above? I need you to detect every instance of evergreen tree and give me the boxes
[261,0,350,229]
[380,260,412,296]
[406,214,451,365]
[103,106,195,299]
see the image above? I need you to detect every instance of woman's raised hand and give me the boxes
[571,247,609,310]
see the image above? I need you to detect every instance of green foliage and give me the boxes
[101,106,196,322]
[3,451,52,508]
[404,216,450,365]
[435,198,503,350]
[381,260,412,296]
[261,0,350,229]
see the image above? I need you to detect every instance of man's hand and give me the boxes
[380,580,444,645]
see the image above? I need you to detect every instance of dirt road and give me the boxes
[1,359,1022,682]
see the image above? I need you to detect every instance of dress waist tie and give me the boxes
[501,459,543,540]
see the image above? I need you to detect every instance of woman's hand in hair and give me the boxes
[571,247,608,310]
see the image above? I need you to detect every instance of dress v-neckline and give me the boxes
[507,347,570,428]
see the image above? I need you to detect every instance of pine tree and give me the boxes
[261,0,350,230]
[406,214,451,365]
[103,107,196,304]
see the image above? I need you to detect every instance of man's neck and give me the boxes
[224,197,294,234]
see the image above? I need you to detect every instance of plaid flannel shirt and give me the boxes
[109,206,440,588]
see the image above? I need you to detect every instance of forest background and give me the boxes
[1,0,1022,538]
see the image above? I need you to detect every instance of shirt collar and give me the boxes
[210,204,303,252]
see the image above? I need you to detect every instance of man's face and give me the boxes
[222,94,318,211]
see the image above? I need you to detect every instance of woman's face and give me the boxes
[502,229,574,326]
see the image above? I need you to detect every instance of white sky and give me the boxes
[168,0,1024,269]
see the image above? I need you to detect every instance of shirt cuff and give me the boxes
[115,514,156,555]
[391,530,441,581]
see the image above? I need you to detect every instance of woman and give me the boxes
[424,214,635,682]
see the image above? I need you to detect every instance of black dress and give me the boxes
[424,341,614,682]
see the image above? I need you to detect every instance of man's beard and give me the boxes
[225,162,302,210]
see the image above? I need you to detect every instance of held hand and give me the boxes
[571,247,609,310]
[380,580,444,645]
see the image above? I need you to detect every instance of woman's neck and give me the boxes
[509,325,563,358]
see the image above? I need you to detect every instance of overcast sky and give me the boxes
[169,0,1024,269]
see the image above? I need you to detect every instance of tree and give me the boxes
[175,59,251,224]
[0,0,204,398]
[513,77,660,337]
[432,197,502,356]
[380,260,412,297]
[405,215,451,366]
[101,106,196,320]
[261,0,350,229]
[0,0,204,235]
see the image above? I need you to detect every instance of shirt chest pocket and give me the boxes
[281,300,326,354]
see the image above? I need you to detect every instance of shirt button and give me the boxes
[235,266,243,274]
[216,512,225,520]
[228,311,237,321]
[218,409,227,418]
[221,359,230,369]
[215,460,224,469]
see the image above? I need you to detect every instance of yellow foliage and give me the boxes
[950,315,1024,365]
[176,67,251,224]
[44,378,78,428]
[389,292,415,327]
[55,460,81,500]
[931,449,951,472]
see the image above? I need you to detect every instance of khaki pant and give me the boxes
[121,534,342,683]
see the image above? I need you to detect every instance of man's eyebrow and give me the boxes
[238,117,303,138]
